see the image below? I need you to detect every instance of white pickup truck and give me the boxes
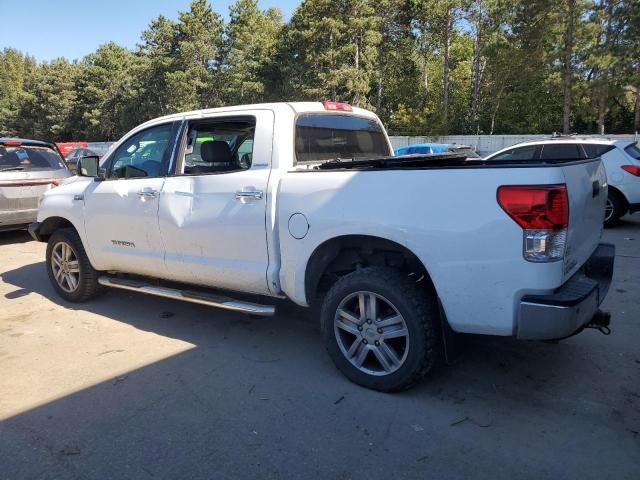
[30,102,615,391]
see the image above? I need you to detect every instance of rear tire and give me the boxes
[604,191,627,228]
[46,228,102,302]
[320,267,440,392]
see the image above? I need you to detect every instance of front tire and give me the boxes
[46,228,102,302]
[320,267,440,392]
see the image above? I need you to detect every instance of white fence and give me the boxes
[88,135,639,159]
[388,134,639,156]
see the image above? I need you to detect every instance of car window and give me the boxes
[236,138,253,169]
[450,147,480,158]
[624,143,640,160]
[540,144,585,160]
[181,117,255,175]
[489,145,539,161]
[583,144,615,158]
[108,123,174,179]
[0,145,66,171]
[295,114,391,163]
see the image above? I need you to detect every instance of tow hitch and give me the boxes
[586,309,611,335]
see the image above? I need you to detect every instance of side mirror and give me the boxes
[77,156,102,179]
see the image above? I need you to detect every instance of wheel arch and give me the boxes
[38,216,80,240]
[607,185,629,211]
[304,234,437,307]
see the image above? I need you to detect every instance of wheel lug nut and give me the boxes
[377,328,383,334]
[367,319,372,324]
[357,326,363,331]
[363,339,368,344]
[375,341,380,346]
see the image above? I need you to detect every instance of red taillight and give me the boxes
[497,185,569,229]
[621,165,640,176]
[1,140,22,146]
[322,101,353,112]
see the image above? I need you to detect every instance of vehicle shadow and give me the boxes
[0,230,32,246]
[1,261,638,479]
[617,215,640,229]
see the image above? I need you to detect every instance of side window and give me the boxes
[624,143,640,160]
[540,144,584,160]
[108,123,174,179]
[583,144,615,158]
[490,145,539,161]
[180,117,255,175]
[237,138,253,169]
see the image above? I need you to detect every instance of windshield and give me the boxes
[0,145,66,171]
[624,142,640,160]
[295,114,390,163]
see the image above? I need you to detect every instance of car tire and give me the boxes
[320,267,440,392]
[604,190,627,228]
[46,228,102,302]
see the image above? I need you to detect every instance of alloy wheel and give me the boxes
[604,198,614,222]
[333,291,410,376]
[51,241,80,293]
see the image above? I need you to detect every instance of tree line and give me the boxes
[0,0,638,141]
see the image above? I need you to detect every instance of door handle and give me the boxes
[137,189,158,199]
[235,190,263,200]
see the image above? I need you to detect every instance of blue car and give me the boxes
[395,143,480,158]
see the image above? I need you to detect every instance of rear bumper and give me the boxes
[517,243,615,340]
[0,208,38,230]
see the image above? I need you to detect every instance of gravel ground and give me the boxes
[0,217,639,480]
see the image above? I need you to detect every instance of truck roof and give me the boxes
[137,102,379,130]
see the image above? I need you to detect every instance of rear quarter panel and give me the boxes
[603,145,640,204]
[278,166,572,336]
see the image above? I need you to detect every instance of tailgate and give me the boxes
[562,159,607,280]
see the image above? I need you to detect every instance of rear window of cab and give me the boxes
[295,114,390,164]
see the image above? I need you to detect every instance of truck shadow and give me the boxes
[617,215,640,229]
[1,261,637,478]
[0,230,33,246]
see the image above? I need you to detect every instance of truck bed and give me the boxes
[279,156,607,336]
[315,153,602,170]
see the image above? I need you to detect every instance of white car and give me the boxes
[485,138,640,226]
[29,102,614,392]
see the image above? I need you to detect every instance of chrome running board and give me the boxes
[97,276,275,316]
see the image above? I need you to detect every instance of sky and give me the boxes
[0,0,298,61]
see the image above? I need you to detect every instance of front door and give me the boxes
[83,122,178,276]
[158,111,274,295]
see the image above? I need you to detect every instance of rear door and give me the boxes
[158,110,274,295]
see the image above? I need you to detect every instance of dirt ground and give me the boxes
[0,218,639,480]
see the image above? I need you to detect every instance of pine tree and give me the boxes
[167,0,225,111]
[223,0,283,104]
[282,0,380,107]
